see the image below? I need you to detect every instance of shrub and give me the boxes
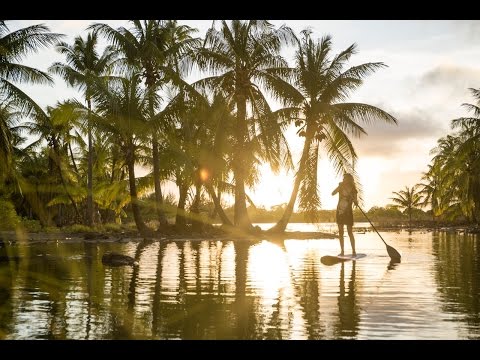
[0,199,21,230]
[21,218,42,232]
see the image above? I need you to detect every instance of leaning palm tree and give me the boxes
[195,20,299,231]
[390,185,423,229]
[90,20,200,228]
[270,31,397,232]
[0,20,63,116]
[49,32,116,226]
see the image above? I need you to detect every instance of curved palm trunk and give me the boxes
[269,134,312,233]
[205,183,232,226]
[126,141,149,235]
[233,93,252,230]
[86,99,94,227]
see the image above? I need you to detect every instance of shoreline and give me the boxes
[1,223,479,245]
[0,230,338,244]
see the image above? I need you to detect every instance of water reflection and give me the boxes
[432,232,480,339]
[0,231,479,339]
[334,262,359,338]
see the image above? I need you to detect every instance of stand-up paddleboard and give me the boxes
[320,253,366,266]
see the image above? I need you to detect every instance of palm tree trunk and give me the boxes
[176,181,189,229]
[233,93,252,230]
[409,208,412,230]
[147,81,168,229]
[191,182,204,231]
[126,141,149,235]
[152,135,168,227]
[51,141,82,222]
[269,134,312,233]
[68,143,79,174]
[205,183,232,226]
[86,99,94,227]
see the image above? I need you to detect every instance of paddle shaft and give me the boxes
[357,206,388,246]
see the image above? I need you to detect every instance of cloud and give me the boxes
[352,107,444,157]
[419,64,480,95]
[450,20,480,40]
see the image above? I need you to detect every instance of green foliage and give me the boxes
[104,223,122,233]
[422,87,480,223]
[20,218,42,232]
[0,198,20,230]
[63,224,96,233]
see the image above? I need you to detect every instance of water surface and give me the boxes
[0,225,478,339]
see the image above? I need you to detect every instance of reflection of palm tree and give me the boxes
[334,262,359,338]
[233,241,254,339]
[433,233,480,334]
[151,242,165,338]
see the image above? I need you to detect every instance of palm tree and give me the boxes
[49,32,116,226]
[24,102,86,222]
[423,89,480,223]
[195,20,299,231]
[417,164,442,222]
[90,20,200,229]
[0,21,63,116]
[92,73,151,234]
[270,31,397,232]
[449,88,480,222]
[390,185,423,229]
[0,100,21,182]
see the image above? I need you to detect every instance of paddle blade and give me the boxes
[386,244,401,261]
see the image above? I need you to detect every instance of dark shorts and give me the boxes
[336,206,353,226]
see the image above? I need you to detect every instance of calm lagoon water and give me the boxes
[0,223,479,339]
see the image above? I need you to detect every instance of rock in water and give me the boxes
[102,252,138,267]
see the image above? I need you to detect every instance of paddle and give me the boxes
[357,206,401,261]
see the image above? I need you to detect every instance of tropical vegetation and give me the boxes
[0,20,403,235]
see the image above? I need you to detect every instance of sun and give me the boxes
[249,164,293,209]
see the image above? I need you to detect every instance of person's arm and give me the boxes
[332,183,341,196]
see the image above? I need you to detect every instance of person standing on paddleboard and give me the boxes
[332,173,359,256]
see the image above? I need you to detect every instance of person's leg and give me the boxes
[347,224,356,255]
[338,223,344,255]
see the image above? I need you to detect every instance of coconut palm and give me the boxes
[24,103,84,221]
[195,20,299,231]
[91,73,152,234]
[390,185,423,229]
[49,32,116,226]
[417,165,441,222]
[0,20,63,116]
[450,88,480,221]
[90,20,200,228]
[270,31,397,232]
[0,100,22,181]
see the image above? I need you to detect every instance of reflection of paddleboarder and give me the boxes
[336,262,359,337]
[332,173,358,256]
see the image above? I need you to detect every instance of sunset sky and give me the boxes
[8,20,480,210]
